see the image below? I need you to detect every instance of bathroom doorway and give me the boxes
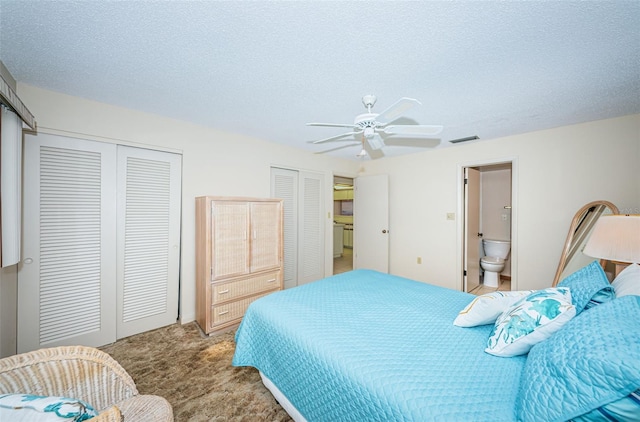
[333,176,354,275]
[461,161,515,294]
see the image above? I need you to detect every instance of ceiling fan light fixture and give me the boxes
[363,126,375,139]
[367,135,385,150]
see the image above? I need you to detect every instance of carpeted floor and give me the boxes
[99,322,293,422]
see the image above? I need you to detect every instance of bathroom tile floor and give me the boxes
[470,277,511,295]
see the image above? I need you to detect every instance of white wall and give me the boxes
[2,83,638,356]
[363,114,640,291]
[481,168,511,242]
[482,168,512,276]
[15,84,357,328]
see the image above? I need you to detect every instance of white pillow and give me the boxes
[0,393,97,421]
[454,290,534,327]
[612,263,640,297]
[485,287,576,357]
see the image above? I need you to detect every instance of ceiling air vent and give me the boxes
[449,135,479,144]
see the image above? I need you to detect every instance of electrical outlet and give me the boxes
[446,213,455,220]
[417,257,422,264]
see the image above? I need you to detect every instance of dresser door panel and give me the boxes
[250,202,283,273]
[211,201,250,280]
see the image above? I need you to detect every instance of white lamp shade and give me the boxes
[583,215,640,263]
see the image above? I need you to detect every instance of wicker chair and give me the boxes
[0,345,173,421]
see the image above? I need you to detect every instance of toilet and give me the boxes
[480,239,511,288]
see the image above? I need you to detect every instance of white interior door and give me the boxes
[116,146,181,339]
[354,174,389,273]
[19,133,117,352]
[464,167,481,292]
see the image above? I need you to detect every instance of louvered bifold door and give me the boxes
[19,134,117,353]
[270,167,298,289]
[116,146,181,339]
[298,171,325,285]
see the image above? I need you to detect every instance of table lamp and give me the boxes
[583,214,640,277]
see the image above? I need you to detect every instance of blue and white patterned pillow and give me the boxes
[558,260,615,314]
[0,394,97,421]
[485,287,576,357]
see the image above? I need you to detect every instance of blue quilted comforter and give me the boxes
[233,270,526,421]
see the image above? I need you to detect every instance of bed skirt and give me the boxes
[259,371,307,422]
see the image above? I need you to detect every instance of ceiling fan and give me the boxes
[307,95,443,159]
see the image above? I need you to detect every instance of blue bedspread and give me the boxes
[233,270,526,421]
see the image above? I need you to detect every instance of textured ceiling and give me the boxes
[1,1,639,160]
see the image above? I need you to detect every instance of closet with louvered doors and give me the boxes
[19,133,181,353]
[195,196,283,335]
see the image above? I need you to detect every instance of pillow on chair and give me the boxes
[0,393,98,421]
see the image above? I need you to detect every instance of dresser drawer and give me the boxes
[212,271,281,304]
[211,292,271,326]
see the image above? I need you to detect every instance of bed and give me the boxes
[232,266,640,421]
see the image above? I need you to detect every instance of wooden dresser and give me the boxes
[195,196,283,335]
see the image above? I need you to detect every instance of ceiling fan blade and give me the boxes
[375,97,421,124]
[381,124,443,137]
[314,143,361,154]
[306,122,357,129]
[308,132,360,144]
[363,140,385,160]
[383,137,441,148]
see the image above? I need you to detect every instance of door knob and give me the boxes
[477,233,483,237]
[382,229,387,234]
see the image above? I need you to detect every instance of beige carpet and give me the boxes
[100,322,293,422]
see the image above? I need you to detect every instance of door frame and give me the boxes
[456,156,519,292]
[331,171,358,275]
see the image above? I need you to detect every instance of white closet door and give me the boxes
[270,168,325,287]
[19,133,117,353]
[270,168,298,289]
[297,171,325,285]
[116,146,181,339]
